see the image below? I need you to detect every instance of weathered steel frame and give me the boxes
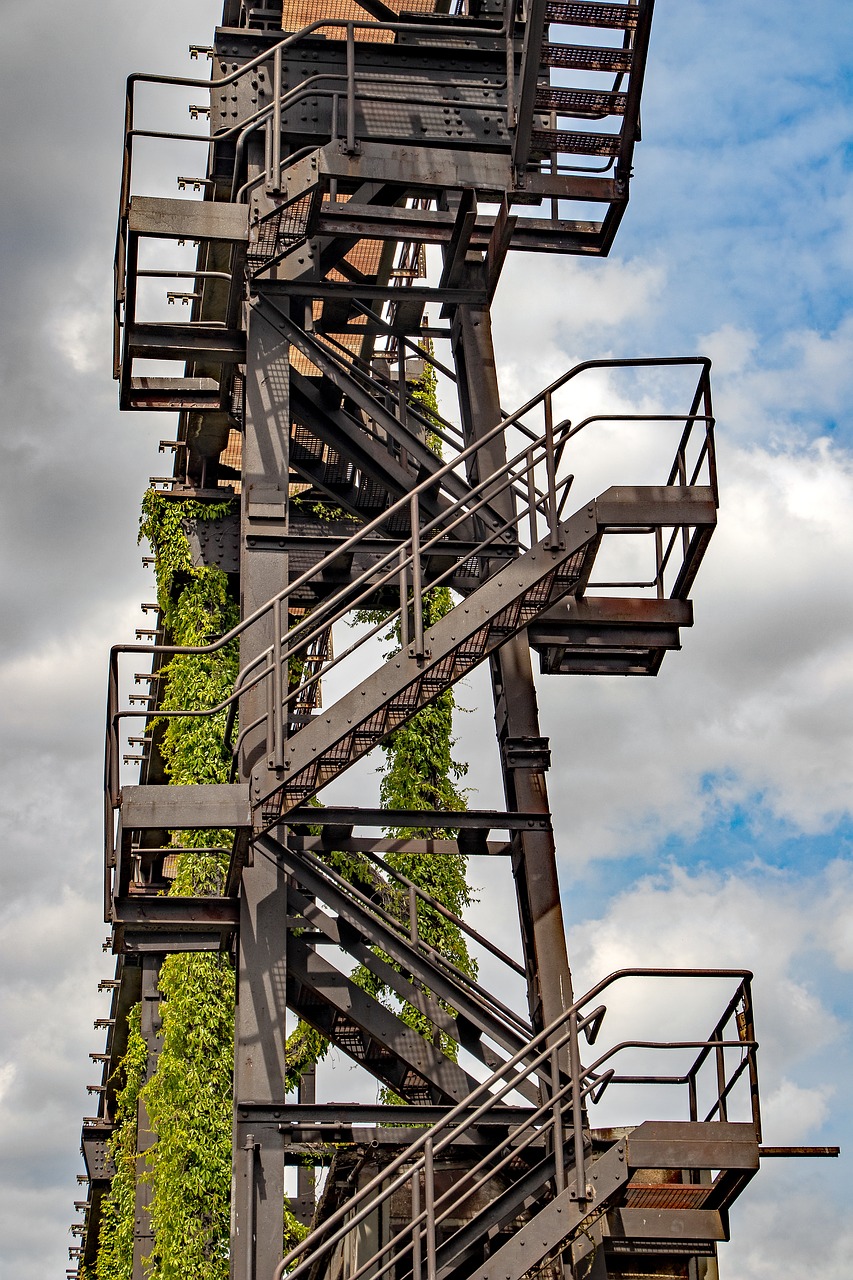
[73,3,839,1279]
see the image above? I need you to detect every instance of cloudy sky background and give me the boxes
[1,1,851,1277]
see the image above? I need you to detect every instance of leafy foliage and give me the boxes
[142,952,234,1280]
[95,493,238,1279]
[95,1004,148,1280]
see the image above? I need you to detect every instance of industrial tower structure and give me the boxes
[70,2,788,1279]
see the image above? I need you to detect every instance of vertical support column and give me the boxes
[452,302,574,1037]
[132,955,162,1280]
[294,1067,316,1225]
[232,302,291,1280]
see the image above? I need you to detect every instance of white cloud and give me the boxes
[0,1064,15,1107]
[760,1078,834,1145]
[494,254,667,404]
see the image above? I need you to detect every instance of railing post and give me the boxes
[271,595,285,771]
[345,23,356,155]
[741,981,762,1140]
[551,1046,566,1194]
[398,546,410,650]
[655,525,664,598]
[409,883,419,946]
[269,43,282,193]
[410,493,425,662]
[544,391,559,550]
[412,1169,422,1280]
[715,1038,728,1122]
[265,650,275,763]
[526,447,537,547]
[423,1137,437,1280]
[568,1010,587,1200]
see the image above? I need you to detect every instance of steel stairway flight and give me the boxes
[259,830,540,1102]
[255,484,714,824]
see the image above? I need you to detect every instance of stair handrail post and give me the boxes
[568,1008,587,1202]
[411,1168,422,1280]
[525,446,538,547]
[408,883,419,946]
[410,493,425,661]
[551,1044,566,1194]
[398,546,410,651]
[271,595,285,771]
[543,390,559,550]
[268,43,282,194]
[423,1136,437,1280]
[264,649,275,764]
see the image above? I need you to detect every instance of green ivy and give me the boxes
[142,951,234,1280]
[95,494,239,1280]
[95,1004,147,1280]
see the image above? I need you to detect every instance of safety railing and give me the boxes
[105,356,714,882]
[113,12,511,378]
[104,357,715,855]
[271,967,759,1280]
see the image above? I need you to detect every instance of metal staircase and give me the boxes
[270,968,762,1280]
[104,353,718,864]
[66,3,811,1279]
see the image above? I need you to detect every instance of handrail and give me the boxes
[104,356,714,839]
[272,967,757,1280]
[113,10,511,375]
[273,838,531,1046]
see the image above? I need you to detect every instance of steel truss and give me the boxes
[69,4,833,1280]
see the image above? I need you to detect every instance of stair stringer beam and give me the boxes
[286,934,479,1105]
[256,503,603,823]
[465,1139,630,1280]
[255,296,500,525]
[260,833,539,1095]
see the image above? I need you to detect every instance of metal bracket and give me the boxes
[502,735,552,771]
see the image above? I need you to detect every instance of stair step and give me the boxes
[544,1,639,28]
[531,128,622,155]
[626,1182,713,1210]
[535,87,627,116]
[540,41,633,72]
[247,190,319,273]
[126,376,221,412]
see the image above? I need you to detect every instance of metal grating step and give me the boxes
[540,42,633,72]
[535,87,628,116]
[531,128,622,155]
[544,1,639,28]
[260,535,593,823]
[626,1182,714,1210]
[247,191,317,274]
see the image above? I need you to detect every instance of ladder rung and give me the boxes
[535,88,627,116]
[544,1,639,28]
[541,42,633,72]
[531,128,622,156]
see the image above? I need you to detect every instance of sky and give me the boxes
[0,1,851,1278]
